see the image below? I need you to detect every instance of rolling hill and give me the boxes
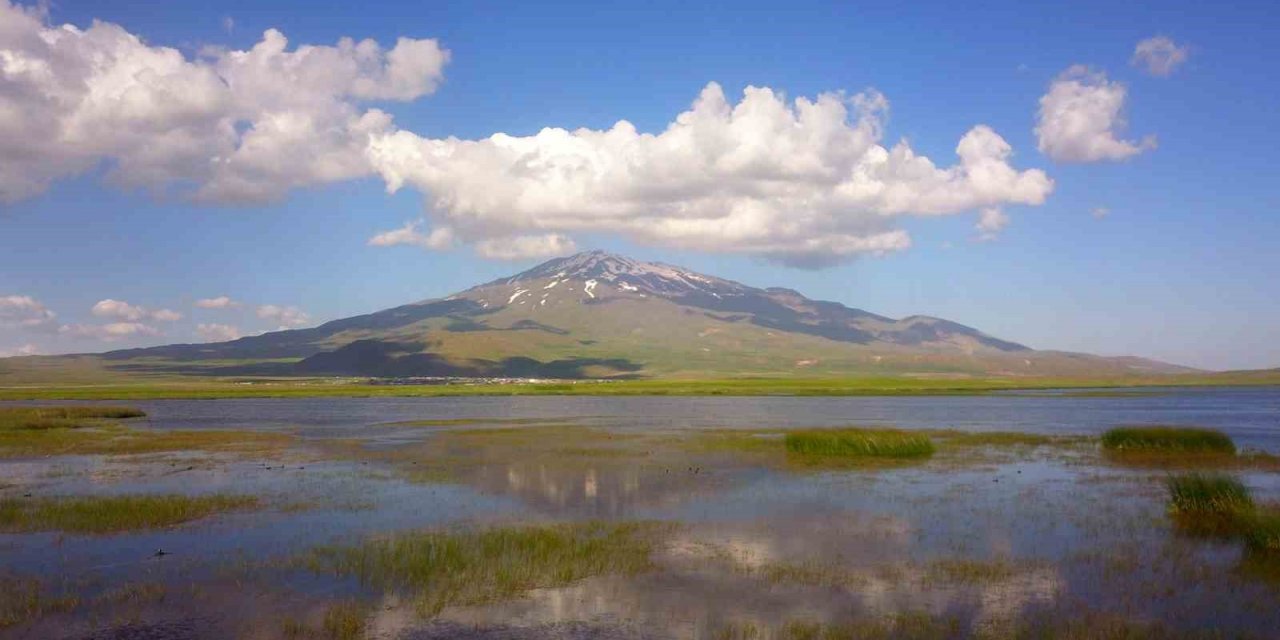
[24,250,1191,380]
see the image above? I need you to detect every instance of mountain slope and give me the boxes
[93,251,1192,379]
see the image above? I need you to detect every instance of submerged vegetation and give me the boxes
[0,494,260,534]
[303,521,666,616]
[0,577,78,629]
[785,429,935,461]
[1102,426,1236,455]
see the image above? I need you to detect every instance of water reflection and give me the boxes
[464,460,748,518]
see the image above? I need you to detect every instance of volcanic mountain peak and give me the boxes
[498,250,747,299]
[81,248,1195,380]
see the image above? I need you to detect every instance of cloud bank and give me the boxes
[1035,66,1155,163]
[367,83,1053,266]
[60,322,160,341]
[0,0,448,204]
[2,2,1085,267]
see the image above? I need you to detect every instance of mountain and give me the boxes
[93,250,1191,379]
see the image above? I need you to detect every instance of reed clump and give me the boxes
[1166,473,1256,538]
[1102,426,1235,455]
[1167,474,1254,515]
[785,429,935,461]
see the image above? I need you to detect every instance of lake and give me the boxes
[2,387,1279,638]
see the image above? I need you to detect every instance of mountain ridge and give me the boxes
[88,250,1192,378]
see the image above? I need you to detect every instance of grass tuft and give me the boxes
[303,521,665,616]
[785,429,934,461]
[322,601,367,640]
[0,494,260,534]
[1102,426,1235,455]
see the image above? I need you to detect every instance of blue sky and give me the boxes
[1,0,1278,370]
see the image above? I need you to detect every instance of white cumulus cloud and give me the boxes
[91,299,182,322]
[367,220,455,249]
[196,323,242,342]
[0,294,57,330]
[1091,206,1111,219]
[975,207,1010,241]
[195,296,241,309]
[256,304,312,329]
[1131,36,1189,77]
[366,82,1052,266]
[0,0,449,204]
[1035,66,1156,163]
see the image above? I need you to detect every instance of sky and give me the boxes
[1,0,1278,370]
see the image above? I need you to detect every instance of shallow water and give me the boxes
[2,387,1279,638]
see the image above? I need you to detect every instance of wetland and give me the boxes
[1,387,1279,638]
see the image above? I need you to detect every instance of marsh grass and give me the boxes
[0,494,260,534]
[1167,474,1253,515]
[1165,474,1255,538]
[0,406,146,430]
[785,429,934,463]
[303,521,666,616]
[0,421,292,458]
[1102,427,1235,455]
